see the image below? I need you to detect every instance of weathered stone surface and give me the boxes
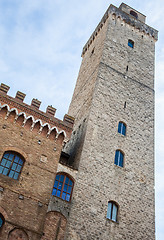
[65,3,157,240]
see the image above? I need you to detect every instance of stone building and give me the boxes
[0,3,158,240]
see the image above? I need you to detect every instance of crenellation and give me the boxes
[15,91,26,102]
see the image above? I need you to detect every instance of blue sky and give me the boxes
[0,1,163,239]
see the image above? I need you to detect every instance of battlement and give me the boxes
[82,2,158,56]
[0,83,75,141]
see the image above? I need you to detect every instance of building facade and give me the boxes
[0,3,158,240]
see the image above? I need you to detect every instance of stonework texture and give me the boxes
[65,3,157,240]
[0,2,157,240]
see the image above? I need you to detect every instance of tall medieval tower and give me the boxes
[64,3,158,240]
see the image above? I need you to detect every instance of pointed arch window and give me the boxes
[118,121,126,136]
[114,150,124,167]
[107,201,118,222]
[0,151,25,180]
[52,173,74,202]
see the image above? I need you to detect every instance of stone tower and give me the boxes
[64,3,158,240]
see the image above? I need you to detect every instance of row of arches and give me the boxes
[0,104,66,141]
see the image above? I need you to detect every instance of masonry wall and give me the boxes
[0,92,73,239]
[65,5,157,240]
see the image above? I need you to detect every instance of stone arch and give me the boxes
[8,228,29,240]
[2,146,28,161]
[56,132,65,144]
[41,211,67,240]
[49,128,57,141]
[0,106,8,118]
[40,124,49,137]
[16,113,25,126]
[33,120,42,133]
[24,117,33,130]
[8,109,17,122]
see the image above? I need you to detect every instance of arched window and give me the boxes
[118,121,126,136]
[130,10,138,19]
[0,213,5,229]
[52,173,74,202]
[114,150,124,167]
[0,151,25,180]
[128,39,134,48]
[107,201,118,222]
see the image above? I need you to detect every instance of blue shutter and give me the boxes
[114,150,119,165]
[112,203,117,222]
[107,202,112,219]
[119,152,124,167]
[118,122,122,134]
[122,124,126,136]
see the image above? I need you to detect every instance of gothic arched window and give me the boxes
[52,173,74,202]
[107,201,118,222]
[114,150,124,167]
[0,151,25,180]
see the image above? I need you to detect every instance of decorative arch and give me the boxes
[40,124,50,137]
[16,113,26,126]
[8,228,29,240]
[7,109,17,122]
[24,117,33,130]
[0,105,8,118]
[41,211,67,240]
[49,128,57,140]
[33,120,42,133]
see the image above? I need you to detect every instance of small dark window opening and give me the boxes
[126,66,128,71]
[130,10,138,19]
[124,101,126,109]
[128,39,134,48]
[0,213,5,230]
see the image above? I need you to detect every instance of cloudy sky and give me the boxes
[0,0,163,239]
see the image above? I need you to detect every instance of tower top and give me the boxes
[119,3,146,23]
[82,2,158,56]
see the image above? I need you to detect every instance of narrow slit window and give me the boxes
[128,39,134,48]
